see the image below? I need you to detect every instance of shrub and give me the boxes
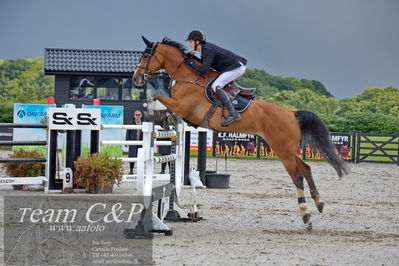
[1,149,45,177]
[74,153,123,193]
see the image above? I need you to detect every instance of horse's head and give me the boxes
[133,36,164,87]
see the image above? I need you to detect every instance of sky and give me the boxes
[0,0,398,99]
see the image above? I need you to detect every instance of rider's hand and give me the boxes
[184,52,192,60]
[185,50,201,60]
[184,54,194,65]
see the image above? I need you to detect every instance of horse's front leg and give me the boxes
[155,96,188,118]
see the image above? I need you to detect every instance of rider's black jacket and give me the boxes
[185,41,247,74]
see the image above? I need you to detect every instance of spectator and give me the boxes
[125,110,145,174]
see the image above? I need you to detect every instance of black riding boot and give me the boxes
[160,163,166,174]
[129,163,135,175]
[216,86,241,127]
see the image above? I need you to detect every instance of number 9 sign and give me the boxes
[63,168,73,189]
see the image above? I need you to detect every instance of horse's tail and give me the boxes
[295,110,349,177]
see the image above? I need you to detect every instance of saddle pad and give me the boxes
[205,89,253,113]
[232,95,253,112]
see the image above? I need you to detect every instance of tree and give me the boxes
[336,87,399,116]
[0,58,54,104]
[323,112,399,134]
[268,88,339,116]
[0,58,54,122]
[238,68,333,97]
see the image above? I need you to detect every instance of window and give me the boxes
[70,76,120,100]
[69,76,169,101]
[96,78,119,100]
[70,77,96,100]
[122,78,146,101]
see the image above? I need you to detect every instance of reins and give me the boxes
[136,42,222,129]
[170,61,208,88]
[138,42,209,88]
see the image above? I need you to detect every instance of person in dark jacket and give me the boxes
[184,30,247,127]
[125,110,145,174]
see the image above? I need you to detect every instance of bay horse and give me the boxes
[133,36,348,224]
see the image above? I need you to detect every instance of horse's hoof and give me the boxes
[302,213,311,224]
[317,202,324,213]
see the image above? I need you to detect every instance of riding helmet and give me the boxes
[186,30,206,42]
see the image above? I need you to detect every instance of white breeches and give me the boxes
[211,63,246,92]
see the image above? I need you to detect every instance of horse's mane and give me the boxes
[161,37,187,55]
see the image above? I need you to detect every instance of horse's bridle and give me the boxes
[136,42,163,81]
[136,42,203,87]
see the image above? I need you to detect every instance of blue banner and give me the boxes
[13,104,56,141]
[83,105,124,140]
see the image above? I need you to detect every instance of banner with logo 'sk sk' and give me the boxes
[48,107,101,130]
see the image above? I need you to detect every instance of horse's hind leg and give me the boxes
[295,157,324,213]
[280,157,311,224]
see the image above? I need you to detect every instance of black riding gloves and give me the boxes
[184,55,203,75]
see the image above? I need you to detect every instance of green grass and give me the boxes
[12,146,47,157]
[81,145,123,158]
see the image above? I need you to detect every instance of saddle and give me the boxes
[205,78,256,113]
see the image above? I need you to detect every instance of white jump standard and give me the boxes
[100,121,192,238]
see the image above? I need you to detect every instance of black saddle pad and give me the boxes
[205,88,253,113]
[231,95,253,112]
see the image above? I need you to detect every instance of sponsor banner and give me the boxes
[82,105,124,148]
[214,132,257,156]
[216,131,351,160]
[13,104,123,152]
[13,104,56,142]
[48,107,101,130]
[331,132,351,160]
[304,132,351,160]
[4,195,152,265]
[189,130,213,153]
[258,138,287,158]
[84,105,124,136]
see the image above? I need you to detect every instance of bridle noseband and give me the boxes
[137,42,163,81]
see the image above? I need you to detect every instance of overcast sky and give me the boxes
[1,0,398,99]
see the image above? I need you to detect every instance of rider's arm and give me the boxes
[185,46,215,74]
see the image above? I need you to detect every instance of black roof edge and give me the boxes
[44,70,133,76]
[44,70,168,77]
[44,47,144,54]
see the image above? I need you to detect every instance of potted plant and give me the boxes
[1,149,45,190]
[74,153,123,193]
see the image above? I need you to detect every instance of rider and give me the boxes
[184,30,247,127]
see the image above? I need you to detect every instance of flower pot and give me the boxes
[13,185,24,190]
[86,184,114,194]
[206,173,230,189]
[74,153,123,194]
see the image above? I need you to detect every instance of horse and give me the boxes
[133,36,348,224]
